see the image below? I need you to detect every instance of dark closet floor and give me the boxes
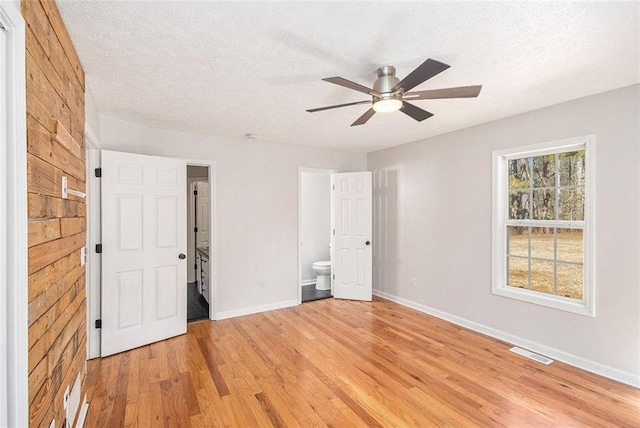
[302,284,332,303]
[187,281,209,322]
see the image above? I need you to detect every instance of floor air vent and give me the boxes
[509,347,554,365]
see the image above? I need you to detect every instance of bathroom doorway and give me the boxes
[298,168,336,303]
[187,165,211,321]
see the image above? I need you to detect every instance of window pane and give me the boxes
[557,262,583,300]
[532,189,556,220]
[530,260,554,295]
[508,158,530,190]
[557,229,583,264]
[507,256,529,289]
[530,228,554,260]
[559,150,585,187]
[508,226,529,257]
[509,191,530,219]
[559,188,584,221]
[532,155,556,188]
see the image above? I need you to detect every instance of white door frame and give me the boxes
[297,167,337,304]
[184,159,217,319]
[85,126,101,359]
[0,2,28,426]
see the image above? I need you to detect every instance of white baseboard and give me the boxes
[301,279,316,287]
[373,289,639,388]
[216,299,299,320]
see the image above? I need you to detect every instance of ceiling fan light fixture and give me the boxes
[373,97,403,113]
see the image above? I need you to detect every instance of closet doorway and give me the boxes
[187,165,211,322]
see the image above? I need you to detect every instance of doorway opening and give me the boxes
[298,168,336,303]
[187,165,210,321]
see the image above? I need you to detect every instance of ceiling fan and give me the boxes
[307,58,482,126]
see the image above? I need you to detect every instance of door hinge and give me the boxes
[332,274,335,280]
[333,229,335,235]
[194,263,198,270]
[95,319,102,329]
[94,168,102,178]
[95,244,103,253]
[194,190,198,195]
[194,227,198,232]
[332,184,335,190]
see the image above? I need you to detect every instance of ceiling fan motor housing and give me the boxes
[374,66,401,98]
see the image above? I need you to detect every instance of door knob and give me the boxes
[365,241,371,246]
[179,253,186,259]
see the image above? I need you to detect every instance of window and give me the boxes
[492,135,594,316]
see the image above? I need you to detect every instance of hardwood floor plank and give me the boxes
[85,297,640,427]
[179,372,201,417]
[197,337,230,397]
[255,392,287,427]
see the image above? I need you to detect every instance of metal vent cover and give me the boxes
[510,347,554,365]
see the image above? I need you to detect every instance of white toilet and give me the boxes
[312,261,332,290]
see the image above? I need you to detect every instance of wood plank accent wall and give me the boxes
[22,0,87,426]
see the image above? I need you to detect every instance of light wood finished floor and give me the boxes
[85,297,640,427]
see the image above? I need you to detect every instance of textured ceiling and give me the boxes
[57,1,639,153]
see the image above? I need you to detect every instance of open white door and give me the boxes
[333,172,372,301]
[101,150,187,356]
[195,181,209,248]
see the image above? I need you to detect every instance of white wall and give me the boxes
[368,84,640,384]
[98,114,366,316]
[85,85,101,139]
[300,172,331,283]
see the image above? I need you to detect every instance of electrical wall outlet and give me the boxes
[411,277,417,287]
[260,281,266,289]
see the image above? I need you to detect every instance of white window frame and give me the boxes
[492,135,595,316]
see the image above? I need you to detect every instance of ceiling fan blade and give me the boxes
[351,108,376,126]
[323,77,380,96]
[404,85,482,100]
[400,102,433,122]
[392,58,450,93]
[307,100,371,113]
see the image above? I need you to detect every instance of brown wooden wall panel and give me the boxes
[38,0,85,89]
[29,271,82,349]
[60,217,86,237]
[23,0,87,426]
[26,26,65,102]
[28,251,81,302]
[26,51,71,131]
[27,116,85,181]
[28,193,86,219]
[50,118,84,161]
[28,231,85,280]
[28,266,84,333]
[28,218,61,248]
[27,152,85,200]
[23,0,52,57]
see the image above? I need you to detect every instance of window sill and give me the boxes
[492,285,594,317]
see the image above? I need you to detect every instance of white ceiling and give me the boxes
[57,1,639,153]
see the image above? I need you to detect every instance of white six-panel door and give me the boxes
[333,172,372,301]
[101,150,187,356]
